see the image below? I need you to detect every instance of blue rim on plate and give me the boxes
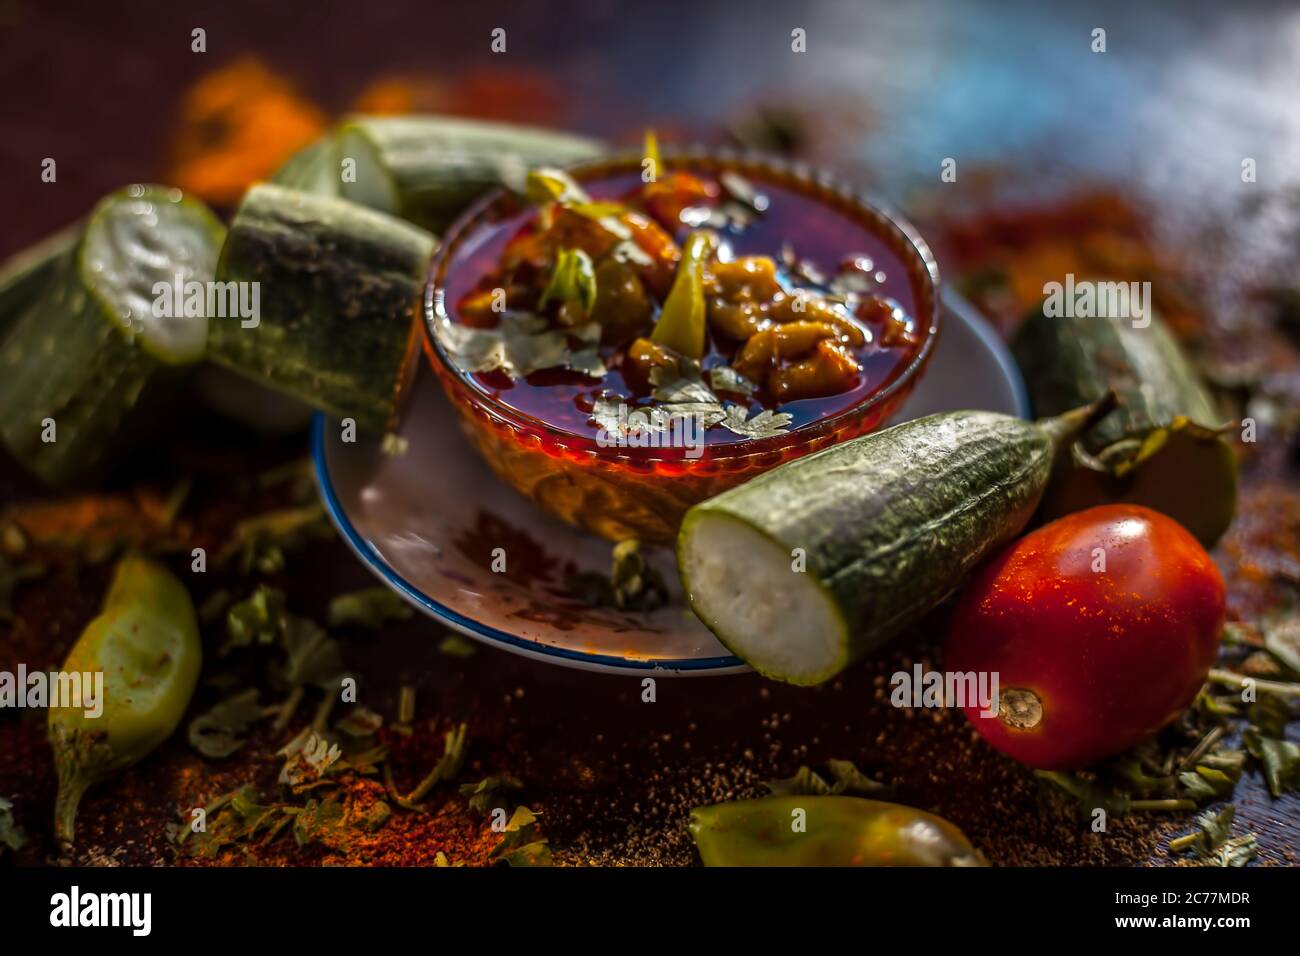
[311,416,746,673]
[312,289,1029,673]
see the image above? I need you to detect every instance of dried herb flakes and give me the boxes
[491,806,552,867]
[188,688,266,759]
[0,797,26,856]
[1169,805,1259,867]
[764,759,886,797]
[327,587,413,630]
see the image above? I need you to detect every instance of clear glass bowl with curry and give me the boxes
[424,148,940,544]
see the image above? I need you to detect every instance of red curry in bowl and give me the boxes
[424,149,939,543]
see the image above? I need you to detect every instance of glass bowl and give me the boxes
[423,149,940,544]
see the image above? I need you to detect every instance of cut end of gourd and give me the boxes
[81,184,225,365]
[679,510,848,685]
[337,124,402,216]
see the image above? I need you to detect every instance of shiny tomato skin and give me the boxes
[944,504,1225,770]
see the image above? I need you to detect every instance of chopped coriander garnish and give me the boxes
[764,759,886,797]
[188,688,266,759]
[327,586,413,630]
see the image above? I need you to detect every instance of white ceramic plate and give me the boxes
[313,288,1028,675]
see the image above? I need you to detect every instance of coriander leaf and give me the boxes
[433,311,608,381]
[568,348,607,378]
[188,688,265,759]
[335,706,383,739]
[765,760,884,798]
[358,800,392,833]
[571,321,602,345]
[224,585,289,653]
[1170,804,1258,866]
[218,504,329,575]
[826,759,888,794]
[1208,834,1258,867]
[291,795,346,848]
[459,773,524,814]
[282,617,347,690]
[499,840,553,867]
[659,402,728,429]
[327,587,413,630]
[1244,730,1300,797]
[648,355,704,388]
[438,633,478,658]
[436,321,508,373]
[764,766,835,797]
[652,376,716,404]
[1263,615,1300,677]
[491,805,552,867]
[1246,693,1290,739]
[175,785,288,859]
[709,365,756,397]
[590,396,629,435]
[505,328,570,376]
[278,729,343,787]
[1178,766,1237,801]
[720,404,793,439]
[1198,805,1236,851]
[1035,771,1194,816]
[1197,749,1246,778]
[0,797,25,856]
[591,395,724,438]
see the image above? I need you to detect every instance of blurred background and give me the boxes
[6,0,1300,352]
[4,0,1300,248]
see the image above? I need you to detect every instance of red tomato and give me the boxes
[944,504,1225,770]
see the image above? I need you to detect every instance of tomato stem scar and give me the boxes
[998,687,1043,729]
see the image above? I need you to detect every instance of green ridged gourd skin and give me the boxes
[272,135,342,197]
[0,186,223,487]
[0,221,80,339]
[209,184,437,433]
[337,115,602,232]
[1012,306,1236,546]
[678,401,1112,685]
